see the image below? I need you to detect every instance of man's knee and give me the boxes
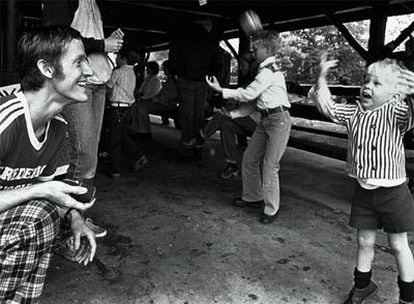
[18,200,60,245]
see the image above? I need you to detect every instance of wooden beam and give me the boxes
[367,2,388,64]
[108,0,225,19]
[223,39,238,59]
[104,25,168,35]
[5,0,16,72]
[384,21,414,55]
[325,13,369,61]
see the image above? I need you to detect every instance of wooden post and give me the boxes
[237,30,251,87]
[0,0,18,86]
[6,0,16,72]
[367,2,388,64]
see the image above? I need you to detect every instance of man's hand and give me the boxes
[33,181,95,211]
[206,76,223,93]
[104,28,124,53]
[69,210,97,265]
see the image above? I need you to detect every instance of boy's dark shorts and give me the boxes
[350,181,414,233]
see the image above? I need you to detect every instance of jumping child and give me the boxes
[206,30,291,224]
[311,53,414,304]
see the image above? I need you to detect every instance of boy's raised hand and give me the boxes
[206,75,223,93]
[319,52,338,78]
[398,68,414,96]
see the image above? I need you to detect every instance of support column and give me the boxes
[367,2,388,64]
[0,0,18,86]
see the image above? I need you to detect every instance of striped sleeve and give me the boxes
[333,103,357,126]
[395,96,414,133]
[0,96,25,136]
[0,96,24,160]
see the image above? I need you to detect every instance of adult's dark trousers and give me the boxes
[177,77,208,146]
[107,106,141,173]
[204,114,257,163]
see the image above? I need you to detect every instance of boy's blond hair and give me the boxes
[367,58,402,89]
[250,30,280,55]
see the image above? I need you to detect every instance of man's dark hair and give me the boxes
[17,26,82,91]
[146,61,160,75]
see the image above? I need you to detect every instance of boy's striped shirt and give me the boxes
[333,96,414,180]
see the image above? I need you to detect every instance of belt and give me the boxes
[258,106,289,117]
[111,102,131,107]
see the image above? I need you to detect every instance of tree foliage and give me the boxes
[279,22,369,85]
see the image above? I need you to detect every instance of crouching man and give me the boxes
[0,26,96,303]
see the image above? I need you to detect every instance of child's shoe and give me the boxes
[343,281,378,304]
[219,164,239,179]
[399,299,414,304]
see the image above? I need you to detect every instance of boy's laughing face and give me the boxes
[359,63,399,110]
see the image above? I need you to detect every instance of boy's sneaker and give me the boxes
[219,164,239,179]
[343,281,378,304]
[85,217,107,238]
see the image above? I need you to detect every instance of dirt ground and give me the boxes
[41,122,413,304]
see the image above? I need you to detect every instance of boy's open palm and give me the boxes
[398,68,414,96]
[319,52,338,78]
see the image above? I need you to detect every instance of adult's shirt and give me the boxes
[0,92,68,190]
[169,25,223,81]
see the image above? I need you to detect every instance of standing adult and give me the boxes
[0,26,96,303]
[42,0,124,237]
[169,18,223,158]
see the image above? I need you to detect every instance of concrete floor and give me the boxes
[41,122,413,304]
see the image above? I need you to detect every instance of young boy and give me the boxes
[106,49,148,177]
[206,30,291,224]
[311,53,414,304]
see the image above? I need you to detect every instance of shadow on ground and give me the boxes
[42,123,412,304]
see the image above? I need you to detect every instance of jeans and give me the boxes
[63,85,106,181]
[131,100,176,134]
[177,77,208,146]
[241,110,291,216]
[204,114,257,164]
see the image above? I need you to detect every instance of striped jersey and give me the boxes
[333,96,414,180]
[0,92,69,190]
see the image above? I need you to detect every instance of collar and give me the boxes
[258,56,276,69]
[356,95,399,113]
[119,64,134,69]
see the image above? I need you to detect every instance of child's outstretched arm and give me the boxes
[310,53,338,121]
[399,68,414,96]
[398,68,414,112]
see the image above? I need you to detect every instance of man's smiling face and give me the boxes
[51,39,93,103]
